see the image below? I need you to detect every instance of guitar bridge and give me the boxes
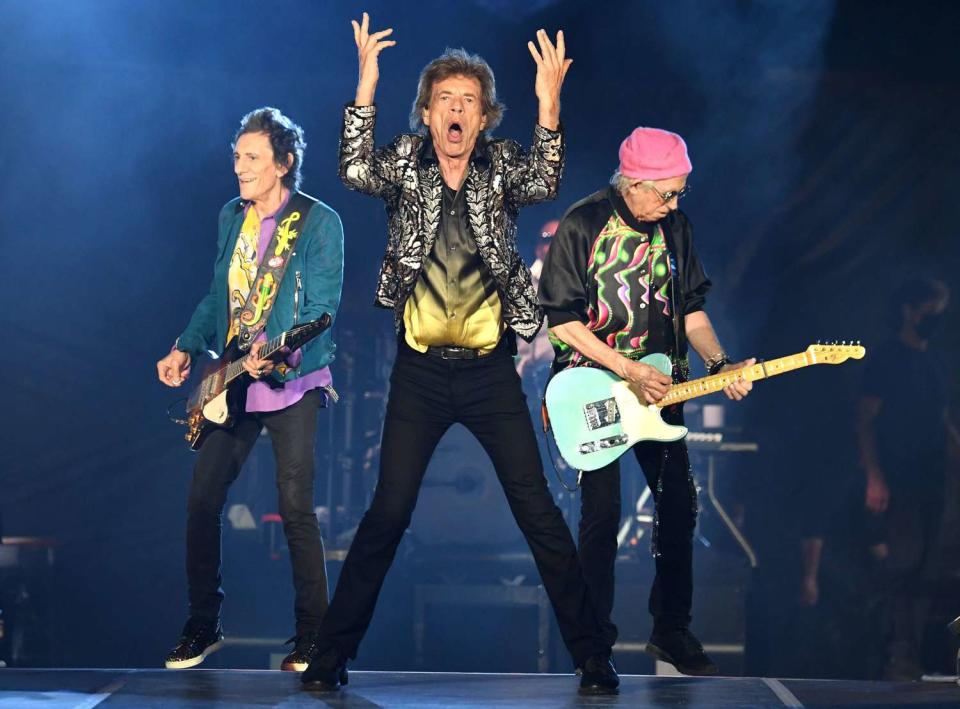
[583,398,620,430]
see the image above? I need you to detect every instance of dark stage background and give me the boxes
[2,0,959,678]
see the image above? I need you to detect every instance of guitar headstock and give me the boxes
[806,341,866,364]
[284,313,333,350]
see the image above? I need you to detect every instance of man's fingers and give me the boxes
[369,28,393,42]
[372,40,396,55]
[555,29,566,60]
[561,58,573,82]
[537,29,557,66]
[527,41,543,65]
[360,11,369,40]
[648,382,670,397]
[352,19,360,47]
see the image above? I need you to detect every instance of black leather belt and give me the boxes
[424,345,481,360]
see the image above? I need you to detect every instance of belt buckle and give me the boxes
[440,346,473,360]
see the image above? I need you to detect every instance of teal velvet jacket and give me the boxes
[176,193,344,382]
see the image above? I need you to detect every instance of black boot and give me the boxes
[301,646,347,691]
[646,627,718,676]
[579,653,620,695]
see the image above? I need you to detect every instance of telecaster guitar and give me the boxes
[545,342,866,471]
[181,314,332,450]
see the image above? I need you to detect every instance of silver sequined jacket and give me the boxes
[338,104,565,341]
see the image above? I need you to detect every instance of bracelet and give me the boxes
[706,352,731,376]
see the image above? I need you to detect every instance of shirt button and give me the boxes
[449,210,456,216]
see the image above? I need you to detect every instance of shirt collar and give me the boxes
[419,134,491,169]
[609,186,656,236]
[240,189,293,221]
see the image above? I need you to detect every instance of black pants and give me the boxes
[871,483,944,673]
[317,341,608,667]
[186,389,329,634]
[579,407,697,645]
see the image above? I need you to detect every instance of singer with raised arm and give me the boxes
[300,12,618,696]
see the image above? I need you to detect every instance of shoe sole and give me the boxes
[283,663,349,686]
[164,639,225,669]
[644,642,718,676]
[578,684,619,696]
[302,679,341,692]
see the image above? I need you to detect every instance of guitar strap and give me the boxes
[658,219,685,373]
[234,191,317,351]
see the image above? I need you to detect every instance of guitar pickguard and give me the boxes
[202,391,230,424]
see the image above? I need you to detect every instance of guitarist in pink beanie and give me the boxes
[539,126,754,675]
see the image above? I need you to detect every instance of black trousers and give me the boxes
[186,389,329,634]
[579,407,697,645]
[317,341,608,667]
[873,483,944,672]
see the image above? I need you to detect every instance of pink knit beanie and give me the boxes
[618,127,692,180]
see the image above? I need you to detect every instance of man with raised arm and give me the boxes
[300,12,618,695]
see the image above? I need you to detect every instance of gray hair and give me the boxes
[409,48,505,134]
[610,170,652,195]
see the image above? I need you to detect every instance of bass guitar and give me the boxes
[544,342,865,471]
[181,314,332,450]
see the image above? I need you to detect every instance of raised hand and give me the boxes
[351,12,396,106]
[526,29,572,130]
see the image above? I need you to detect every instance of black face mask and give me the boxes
[916,312,946,340]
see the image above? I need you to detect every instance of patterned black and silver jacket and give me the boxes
[338,103,564,341]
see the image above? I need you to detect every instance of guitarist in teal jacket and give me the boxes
[156,108,344,673]
[539,127,753,676]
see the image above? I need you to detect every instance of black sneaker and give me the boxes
[281,632,322,672]
[282,633,349,685]
[301,646,347,691]
[579,653,620,695]
[164,618,224,669]
[645,627,718,676]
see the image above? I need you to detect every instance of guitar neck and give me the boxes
[222,332,286,385]
[657,352,811,408]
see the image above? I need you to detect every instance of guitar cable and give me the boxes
[166,397,188,426]
[540,382,583,493]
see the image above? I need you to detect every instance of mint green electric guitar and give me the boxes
[544,343,865,471]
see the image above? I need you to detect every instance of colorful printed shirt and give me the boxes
[231,192,332,413]
[538,187,711,372]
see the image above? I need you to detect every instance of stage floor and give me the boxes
[1,668,959,708]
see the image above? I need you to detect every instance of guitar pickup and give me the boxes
[578,434,629,454]
[583,398,621,430]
